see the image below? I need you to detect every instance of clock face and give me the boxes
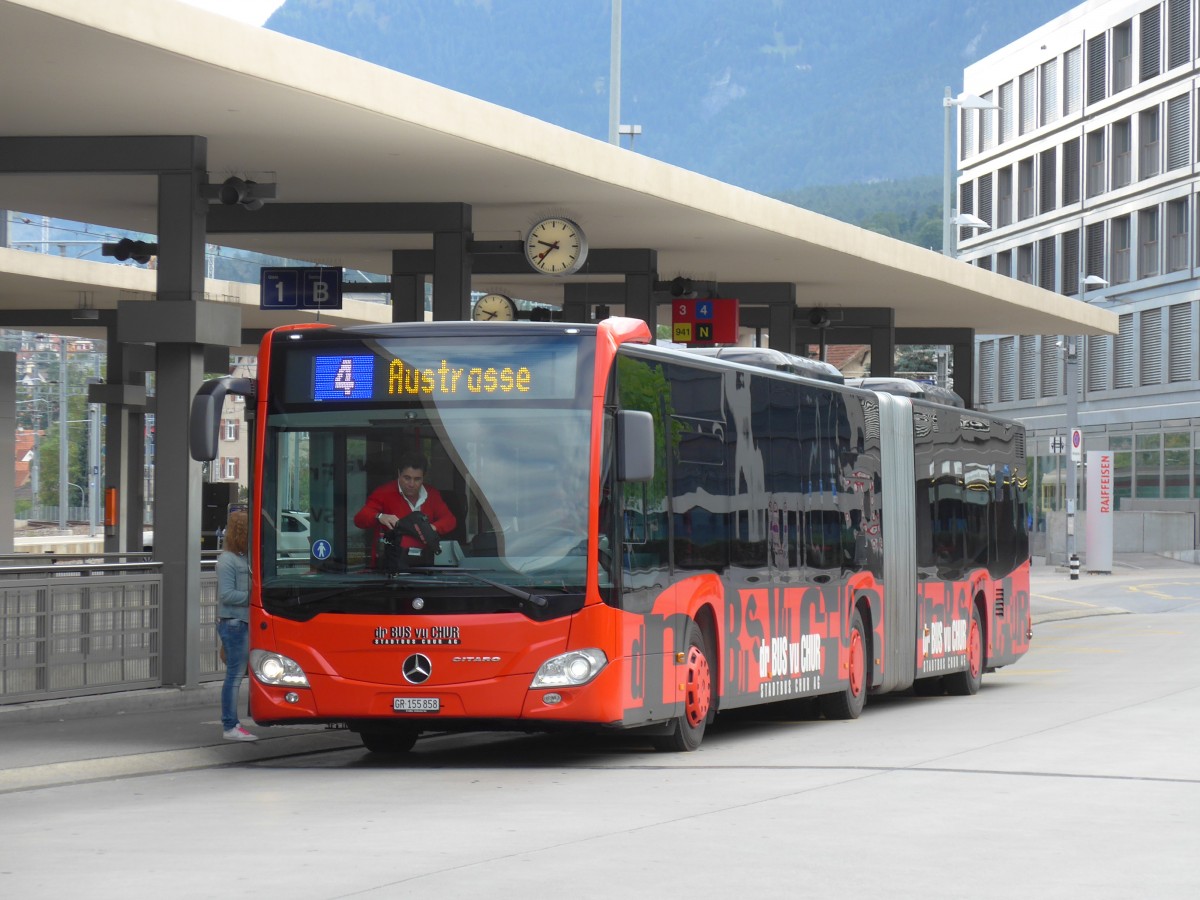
[473,292,517,321]
[525,217,588,276]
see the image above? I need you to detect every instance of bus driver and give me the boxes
[354,453,456,566]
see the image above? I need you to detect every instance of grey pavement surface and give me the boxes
[4,554,1195,772]
[1,552,1198,900]
[0,552,1195,786]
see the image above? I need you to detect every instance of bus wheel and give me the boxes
[946,604,983,696]
[360,727,419,755]
[819,608,868,720]
[653,620,712,752]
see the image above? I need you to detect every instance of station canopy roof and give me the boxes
[0,0,1117,339]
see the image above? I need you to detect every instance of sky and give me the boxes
[179,0,284,26]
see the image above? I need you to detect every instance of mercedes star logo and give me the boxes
[402,653,433,684]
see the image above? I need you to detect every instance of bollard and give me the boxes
[1069,553,1080,580]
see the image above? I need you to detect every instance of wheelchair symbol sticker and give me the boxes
[312,539,332,560]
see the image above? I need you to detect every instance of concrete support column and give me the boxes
[0,352,14,553]
[155,344,204,686]
[128,404,147,551]
[154,151,208,687]
[869,325,895,377]
[102,393,129,553]
[563,283,625,323]
[157,166,208,302]
[431,230,472,322]
[951,336,975,409]
[896,326,976,408]
[97,342,150,553]
[768,303,795,354]
[390,250,428,323]
[390,274,426,322]
[561,298,589,322]
[624,271,656,334]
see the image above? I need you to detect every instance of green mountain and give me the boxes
[267,0,1078,195]
[780,175,943,248]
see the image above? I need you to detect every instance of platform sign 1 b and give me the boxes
[260,266,343,311]
[671,298,739,345]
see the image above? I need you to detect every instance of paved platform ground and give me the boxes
[1,551,1195,787]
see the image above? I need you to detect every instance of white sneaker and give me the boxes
[223,725,259,742]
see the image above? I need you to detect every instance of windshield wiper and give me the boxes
[410,568,549,609]
[267,572,431,604]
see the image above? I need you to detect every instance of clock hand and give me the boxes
[536,239,561,261]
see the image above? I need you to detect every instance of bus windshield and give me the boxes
[256,331,603,618]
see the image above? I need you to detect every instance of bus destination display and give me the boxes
[295,340,580,404]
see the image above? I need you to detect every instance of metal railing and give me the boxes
[0,554,222,705]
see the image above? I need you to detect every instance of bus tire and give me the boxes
[819,607,869,720]
[359,726,419,755]
[653,620,712,752]
[945,603,983,696]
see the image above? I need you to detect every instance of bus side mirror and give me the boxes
[190,376,256,461]
[617,410,654,482]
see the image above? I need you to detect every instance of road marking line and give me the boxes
[1051,647,1120,654]
[1034,593,1104,608]
[1125,581,1200,599]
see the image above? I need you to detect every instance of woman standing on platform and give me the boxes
[216,510,258,741]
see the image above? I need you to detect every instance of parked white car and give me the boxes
[278,510,311,558]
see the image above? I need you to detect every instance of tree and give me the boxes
[895,346,938,374]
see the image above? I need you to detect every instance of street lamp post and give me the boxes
[943,87,999,256]
[608,0,622,145]
[1063,273,1109,578]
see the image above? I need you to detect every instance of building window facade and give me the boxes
[1018,156,1036,219]
[1167,198,1188,270]
[997,165,1013,227]
[1087,33,1107,105]
[1167,0,1191,70]
[1166,93,1189,169]
[1111,118,1132,188]
[1140,5,1161,81]
[1039,147,1057,213]
[1139,106,1160,179]
[1086,128,1106,197]
[1062,137,1081,204]
[1138,206,1160,277]
[1111,215,1132,283]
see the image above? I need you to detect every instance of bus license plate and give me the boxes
[393,697,440,713]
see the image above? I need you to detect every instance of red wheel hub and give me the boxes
[967,616,982,678]
[684,645,711,727]
[847,628,865,698]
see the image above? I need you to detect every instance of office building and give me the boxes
[959,0,1200,554]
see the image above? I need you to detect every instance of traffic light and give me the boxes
[101,238,157,264]
[202,176,276,211]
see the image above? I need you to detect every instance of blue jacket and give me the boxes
[216,550,251,622]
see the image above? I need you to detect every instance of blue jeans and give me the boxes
[217,618,250,731]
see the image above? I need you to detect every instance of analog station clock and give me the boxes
[524,216,588,276]
[472,292,517,321]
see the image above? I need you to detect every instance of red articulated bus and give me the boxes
[190,317,1032,753]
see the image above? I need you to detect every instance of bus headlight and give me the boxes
[530,648,607,688]
[250,649,310,687]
